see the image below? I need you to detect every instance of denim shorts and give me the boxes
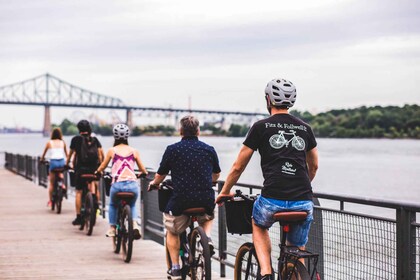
[49,159,65,172]
[252,195,313,247]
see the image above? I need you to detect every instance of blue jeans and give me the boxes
[109,180,139,225]
[49,159,65,172]
[252,195,313,247]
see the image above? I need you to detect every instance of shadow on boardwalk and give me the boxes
[0,168,168,279]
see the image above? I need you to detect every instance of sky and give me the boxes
[0,0,419,129]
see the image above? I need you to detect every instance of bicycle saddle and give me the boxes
[273,211,308,222]
[183,207,206,216]
[80,174,97,181]
[116,192,135,199]
[52,168,65,172]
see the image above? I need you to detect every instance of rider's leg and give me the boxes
[200,219,213,237]
[48,172,54,202]
[253,221,272,276]
[167,230,181,266]
[164,214,190,266]
[75,190,82,214]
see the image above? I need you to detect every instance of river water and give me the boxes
[1,134,419,205]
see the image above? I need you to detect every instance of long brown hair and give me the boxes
[51,127,63,140]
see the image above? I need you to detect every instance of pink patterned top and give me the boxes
[111,148,137,183]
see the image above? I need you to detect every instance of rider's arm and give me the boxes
[98,147,105,163]
[306,147,318,181]
[66,149,75,166]
[150,173,166,187]
[134,150,148,175]
[96,149,113,173]
[217,145,254,197]
[63,141,68,158]
[40,141,50,161]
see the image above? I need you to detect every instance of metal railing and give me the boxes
[4,152,420,279]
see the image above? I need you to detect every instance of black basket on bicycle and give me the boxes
[158,180,173,212]
[68,169,76,187]
[225,195,256,234]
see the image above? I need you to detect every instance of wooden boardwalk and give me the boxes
[0,168,225,279]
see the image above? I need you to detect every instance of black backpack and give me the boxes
[78,135,99,166]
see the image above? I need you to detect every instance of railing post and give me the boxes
[396,208,415,280]
[217,181,227,278]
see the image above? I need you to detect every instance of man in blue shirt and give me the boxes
[149,115,221,280]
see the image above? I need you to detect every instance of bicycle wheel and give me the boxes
[190,226,211,280]
[121,204,133,263]
[84,192,96,236]
[234,242,259,280]
[113,207,122,253]
[55,182,63,214]
[55,192,62,214]
[51,193,55,211]
[280,260,310,280]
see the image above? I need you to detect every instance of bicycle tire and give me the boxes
[234,242,259,280]
[55,184,63,214]
[84,192,95,236]
[51,195,55,211]
[56,195,62,214]
[121,204,133,263]
[113,207,122,254]
[280,260,310,280]
[190,226,211,280]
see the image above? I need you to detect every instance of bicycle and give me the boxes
[78,173,99,236]
[41,160,67,214]
[220,190,320,280]
[269,130,305,151]
[108,172,145,263]
[150,181,213,280]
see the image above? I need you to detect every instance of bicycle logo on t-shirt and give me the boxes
[269,130,305,151]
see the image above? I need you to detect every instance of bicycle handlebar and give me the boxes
[217,189,257,204]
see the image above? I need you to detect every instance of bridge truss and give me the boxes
[0,73,267,135]
[0,73,125,108]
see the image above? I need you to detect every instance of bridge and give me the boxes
[0,74,267,136]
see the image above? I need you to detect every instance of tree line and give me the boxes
[291,104,419,139]
[54,104,419,139]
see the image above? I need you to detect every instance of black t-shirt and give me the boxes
[243,113,317,201]
[69,135,102,170]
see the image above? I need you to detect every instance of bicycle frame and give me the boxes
[277,223,319,280]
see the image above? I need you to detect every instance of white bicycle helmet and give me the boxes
[113,123,130,140]
[265,78,297,108]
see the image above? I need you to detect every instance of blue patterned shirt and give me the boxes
[157,136,221,215]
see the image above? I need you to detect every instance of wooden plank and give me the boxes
[0,168,226,279]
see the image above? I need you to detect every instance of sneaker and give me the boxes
[133,221,141,240]
[106,227,116,237]
[208,237,215,256]
[72,216,82,226]
[167,268,181,280]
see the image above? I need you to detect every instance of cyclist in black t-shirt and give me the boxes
[216,78,319,280]
[66,120,104,226]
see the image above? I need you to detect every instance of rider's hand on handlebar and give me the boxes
[215,192,234,206]
[147,181,159,192]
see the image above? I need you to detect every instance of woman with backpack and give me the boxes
[95,123,148,239]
